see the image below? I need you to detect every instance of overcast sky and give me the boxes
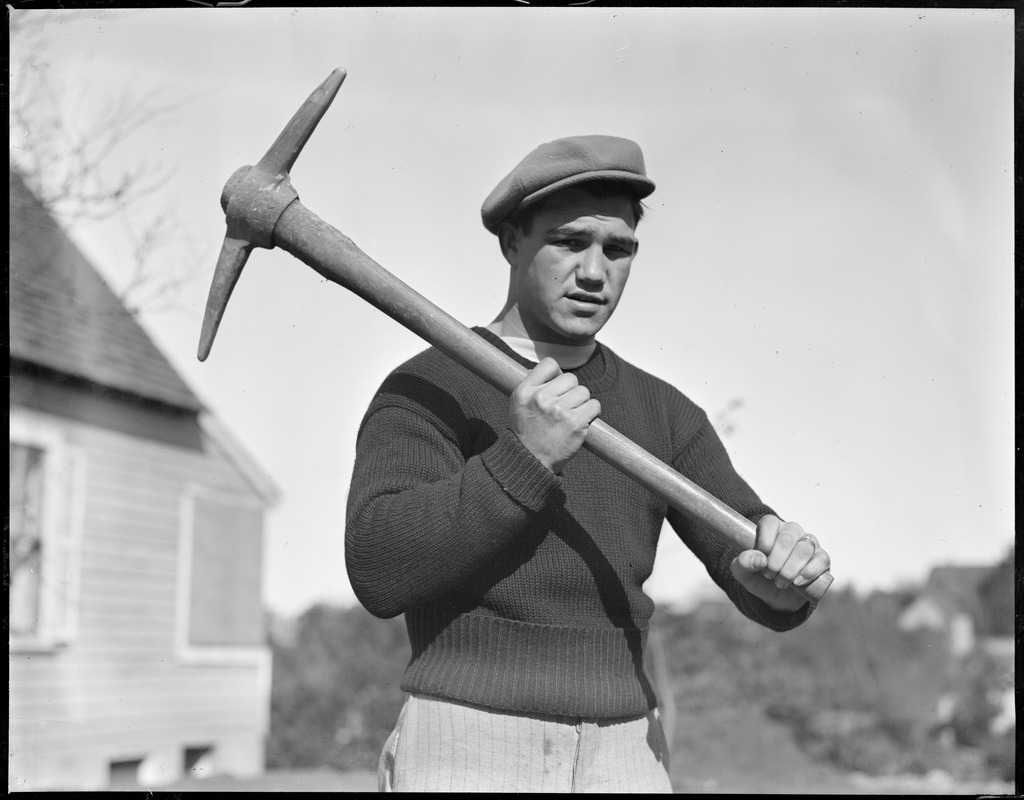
[11,7,1014,616]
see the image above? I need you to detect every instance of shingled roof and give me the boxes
[9,169,203,412]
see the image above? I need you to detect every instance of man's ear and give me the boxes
[497,221,519,266]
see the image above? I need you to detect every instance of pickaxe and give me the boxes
[198,68,833,603]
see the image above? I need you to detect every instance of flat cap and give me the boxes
[480,135,655,234]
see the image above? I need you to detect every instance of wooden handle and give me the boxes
[274,202,833,604]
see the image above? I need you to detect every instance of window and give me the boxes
[177,487,266,662]
[10,443,45,637]
[9,412,82,650]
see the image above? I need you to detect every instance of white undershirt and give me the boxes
[486,306,596,370]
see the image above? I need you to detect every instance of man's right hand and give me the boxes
[509,357,601,474]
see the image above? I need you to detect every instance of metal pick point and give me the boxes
[197,68,347,362]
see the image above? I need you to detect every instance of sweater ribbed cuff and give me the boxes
[480,428,562,512]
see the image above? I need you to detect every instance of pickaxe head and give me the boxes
[197,68,347,361]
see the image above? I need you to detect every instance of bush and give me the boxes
[653,586,1010,783]
[983,729,1016,782]
[267,605,409,771]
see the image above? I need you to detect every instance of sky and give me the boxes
[9,7,1015,617]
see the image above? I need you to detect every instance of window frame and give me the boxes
[175,484,268,665]
[8,410,84,653]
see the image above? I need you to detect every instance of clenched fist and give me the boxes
[510,357,601,474]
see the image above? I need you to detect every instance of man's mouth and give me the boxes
[566,292,607,305]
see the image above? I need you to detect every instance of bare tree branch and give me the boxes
[9,8,203,318]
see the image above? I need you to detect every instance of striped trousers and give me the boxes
[378,693,673,793]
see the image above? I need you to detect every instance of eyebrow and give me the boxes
[545,224,638,249]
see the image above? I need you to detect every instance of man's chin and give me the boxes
[553,318,605,345]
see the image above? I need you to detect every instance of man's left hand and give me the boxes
[730,515,831,611]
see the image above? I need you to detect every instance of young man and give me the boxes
[345,135,831,792]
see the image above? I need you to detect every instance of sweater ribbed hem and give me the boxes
[401,608,657,720]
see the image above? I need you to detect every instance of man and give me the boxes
[345,135,831,792]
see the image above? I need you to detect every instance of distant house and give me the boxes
[897,565,991,656]
[975,549,1014,638]
[898,560,1015,739]
[9,170,279,790]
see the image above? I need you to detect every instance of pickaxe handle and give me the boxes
[199,69,833,604]
[272,201,832,603]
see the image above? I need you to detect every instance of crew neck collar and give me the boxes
[474,327,617,394]
[486,306,596,369]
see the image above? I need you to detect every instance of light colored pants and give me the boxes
[378,693,673,793]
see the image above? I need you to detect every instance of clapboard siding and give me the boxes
[81,517,180,545]
[81,511,178,538]
[9,659,264,686]
[13,717,262,749]
[47,647,176,665]
[68,621,178,649]
[14,688,264,722]
[12,672,260,700]
[81,544,179,571]
[86,479,179,509]
[83,532,178,557]
[79,565,178,590]
[82,499,181,529]
[13,716,264,747]
[81,434,256,494]
[65,629,173,647]
[74,585,180,609]
[76,604,177,627]
[84,497,181,526]
[14,688,260,719]
[86,462,181,495]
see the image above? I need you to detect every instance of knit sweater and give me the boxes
[345,328,813,719]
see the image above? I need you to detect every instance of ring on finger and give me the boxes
[796,533,818,551]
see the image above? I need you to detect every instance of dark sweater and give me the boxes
[345,328,813,719]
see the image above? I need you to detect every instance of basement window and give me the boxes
[183,745,215,779]
[108,758,143,790]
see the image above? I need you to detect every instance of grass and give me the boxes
[669,706,859,793]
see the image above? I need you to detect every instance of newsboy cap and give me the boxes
[480,135,655,234]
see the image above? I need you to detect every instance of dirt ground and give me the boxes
[163,767,1012,795]
[164,767,376,793]
[161,706,1012,795]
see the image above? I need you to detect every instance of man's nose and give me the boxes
[576,246,606,284]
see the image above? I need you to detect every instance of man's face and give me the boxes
[501,186,639,347]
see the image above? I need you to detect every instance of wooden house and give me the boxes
[897,559,1015,739]
[8,170,279,790]
[897,564,992,657]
